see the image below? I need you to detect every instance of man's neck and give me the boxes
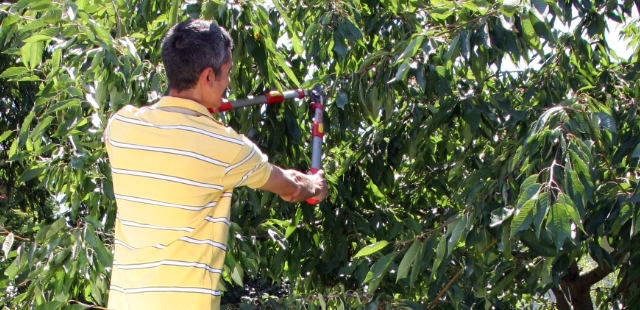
[168,88,204,106]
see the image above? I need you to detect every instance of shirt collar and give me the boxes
[155,96,214,118]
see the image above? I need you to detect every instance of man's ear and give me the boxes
[200,67,215,86]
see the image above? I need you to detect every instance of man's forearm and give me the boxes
[259,165,317,202]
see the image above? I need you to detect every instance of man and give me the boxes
[104,20,328,309]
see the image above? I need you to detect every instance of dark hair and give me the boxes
[161,20,233,91]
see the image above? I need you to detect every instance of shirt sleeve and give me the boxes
[222,135,272,189]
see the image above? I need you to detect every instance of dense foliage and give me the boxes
[1,0,639,309]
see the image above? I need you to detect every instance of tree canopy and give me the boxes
[1,0,640,309]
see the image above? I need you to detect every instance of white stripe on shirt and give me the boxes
[115,194,216,211]
[114,114,243,146]
[109,139,228,167]
[111,168,223,190]
[110,285,221,296]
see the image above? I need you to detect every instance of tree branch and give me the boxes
[577,250,622,288]
[578,261,613,288]
[551,287,571,310]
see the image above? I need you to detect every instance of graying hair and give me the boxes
[161,20,233,91]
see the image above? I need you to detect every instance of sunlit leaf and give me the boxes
[354,241,389,258]
[397,240,421,282]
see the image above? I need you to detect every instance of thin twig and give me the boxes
[428,269,463,309]
[396,216,459,247]
[110,1,122,38]
[68,300,107,309]
[428,238,498,309]
[303,293,371,302]
[0,9,36,21]
[1,228,27,241]
[475,238,498,258]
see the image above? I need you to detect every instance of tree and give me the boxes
[0,0,639,309]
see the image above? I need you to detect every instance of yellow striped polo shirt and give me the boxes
[105,96,272,310]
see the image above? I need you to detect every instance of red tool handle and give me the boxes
[306,167,320,205]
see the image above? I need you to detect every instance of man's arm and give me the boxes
[259,164,328,203]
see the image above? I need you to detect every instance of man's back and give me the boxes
[105,96,271,310]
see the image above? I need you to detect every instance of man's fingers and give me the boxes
[311,170,328,202]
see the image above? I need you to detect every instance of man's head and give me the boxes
[161,20,234,110]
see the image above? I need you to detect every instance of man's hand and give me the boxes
[307,169,328,202]
[259,165,328,203]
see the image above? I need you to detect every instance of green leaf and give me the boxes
[4,258,20,277]
[517,183,541,209]
[396,240,420,282]
[443,35,461,61]
[34,301,63,310]
[273,0,302,55]
[502,225,513,259]
[231,264,243,286]
[520,175,539,193]
[333,33,347,59]
[500,15,514,30]
[367,182,385,199]
[365,252,398,292]
[353,241,389,258]
[0,67,29,78]
[532,0,548,15]
[396,36,424,64]
[511,199,535,237]
[489,268,522,296]
[336,92,348,109]
[18,167,45,183]
[520,13,540,48]
[304,23,320,38]
[45,218,65,240]
[410,234,430,287]
[631,144,640,158]
[2,233,14,258]
[547,204,570,250]
[447,216,467,254]
[533,192,550,238]
[45,99,81,114]
[490,207,514,227]
[501,0,520,17]
[596,113,617,134]
[558,193,584,232]
[432,236,446,274]
[18,109,36,139]
[84,225,113,268]
[276,55,300,87]
[168,0,180,26]
[633,206,639,238]
[24,35,51,43]
[569,149,591,184]
[392,60,411,83]
[89,23,113,45]
[51,48,61,70]
[27,42,44,70]
[28,116,53,139]
[0,131,14,143]
[430,7,454,20]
